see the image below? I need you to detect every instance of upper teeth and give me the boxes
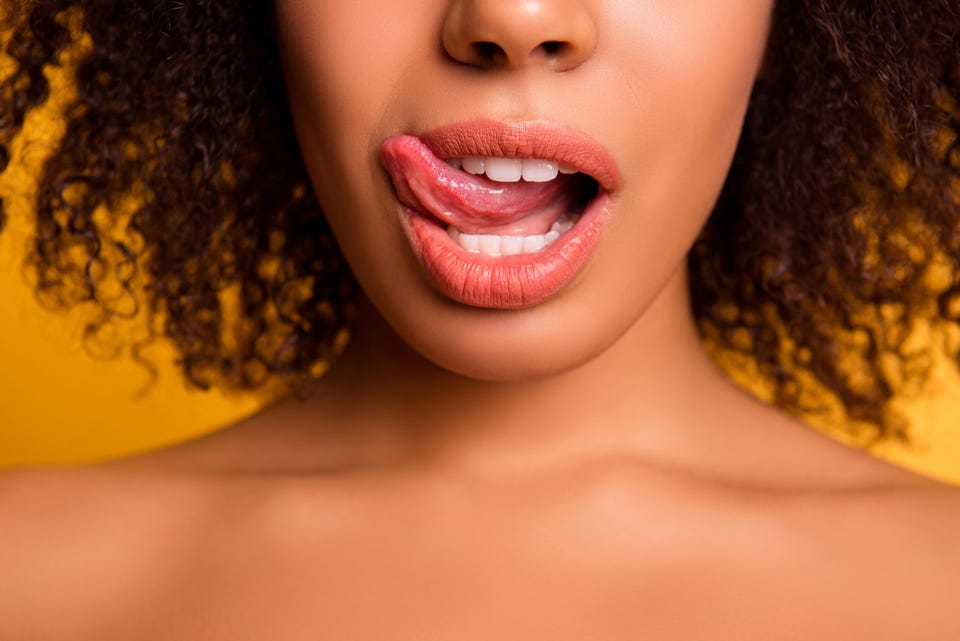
[446,157,578,183]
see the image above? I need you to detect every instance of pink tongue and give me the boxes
[380,135,575,235]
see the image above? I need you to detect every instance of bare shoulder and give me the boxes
[0,462,398,641]
[853,478,960,547]
[767,477,960,621]
[0,464,222,531]
[0,465,236,641]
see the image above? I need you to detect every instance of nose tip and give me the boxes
[442,0,598,72]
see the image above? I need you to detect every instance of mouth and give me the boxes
[380,119,619,309]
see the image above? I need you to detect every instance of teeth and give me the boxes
[445,215,578,257]
[501,235,523,255]
[522,235,547,253]
[484,158,523,182]
[459,232,480,253]
[553,216,576,234]
[479,234,501,255]
[448,156,569,183]
[461,156,485,175]
[521,159,559,182]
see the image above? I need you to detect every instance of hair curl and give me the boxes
[1,0,958,440]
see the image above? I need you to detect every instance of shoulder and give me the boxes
[0,462,381,640]
[789,482,960,631]
[0,465,237,640]
[630,468,960,634]
[820,480,960,554]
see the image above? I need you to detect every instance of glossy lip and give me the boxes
[384,119,619,309]
[420,119,620,192]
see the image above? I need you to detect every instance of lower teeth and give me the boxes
[447,214,578,257]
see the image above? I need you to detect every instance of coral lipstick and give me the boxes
[380,120,618,309]
[419,120,620,193]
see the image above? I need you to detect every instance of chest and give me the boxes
[142,511,948,641]
[35,474,959,641]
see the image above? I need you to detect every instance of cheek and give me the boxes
[273,1,433,208]
[275,1,410,128]
[611,1,771,187]
[273,1,428,287]
[598,1,772,273]
[642,3,771,174]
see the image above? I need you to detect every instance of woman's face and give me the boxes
[273,0,774,381]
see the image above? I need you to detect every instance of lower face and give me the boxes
[273,0,774,381]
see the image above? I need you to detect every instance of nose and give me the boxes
[442,0,598,72]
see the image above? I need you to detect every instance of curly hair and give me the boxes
[1,1,958,440]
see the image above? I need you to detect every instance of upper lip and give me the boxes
[418,119,620,192]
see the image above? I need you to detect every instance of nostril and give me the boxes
[471,41,507,67]
[533,40,571,66]
[442,0,598,72]
[468,39,574,69]
[539,40,565,56]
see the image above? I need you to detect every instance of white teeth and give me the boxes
[447,157,567,183]
[461,157,485,175]
[484,158,523,182]
[479,234,501,255]
[445,215,578,257]
[553,216,576,234]
[459,232,480,253]
[500,235,523,256]
[521,159,559,182]
[522,235,547,253]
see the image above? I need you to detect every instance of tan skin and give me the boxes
[2,0,960,638]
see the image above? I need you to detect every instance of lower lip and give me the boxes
[398,193,612,309]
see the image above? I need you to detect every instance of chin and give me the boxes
[418,337,601,383]
[371,278,644,383]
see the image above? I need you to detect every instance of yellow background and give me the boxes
[3,23,960,483]
[0,34,263,466]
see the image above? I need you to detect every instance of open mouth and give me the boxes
[380,120,617,309]
[438,158,598,257]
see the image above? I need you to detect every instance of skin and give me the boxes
[2,0,960,638]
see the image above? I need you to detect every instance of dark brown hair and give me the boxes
[2,1,958,440]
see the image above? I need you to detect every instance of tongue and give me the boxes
[380,135,576,235]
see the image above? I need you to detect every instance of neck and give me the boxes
[305,266,751,477]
